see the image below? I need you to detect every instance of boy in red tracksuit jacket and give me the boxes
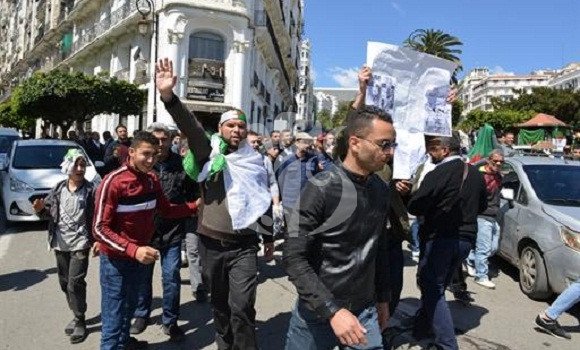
[93,131,198,350]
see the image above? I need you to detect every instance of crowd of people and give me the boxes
[34,58,579,350]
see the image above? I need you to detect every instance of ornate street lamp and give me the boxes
[135,0,158,122]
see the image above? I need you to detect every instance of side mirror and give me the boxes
[501,188,514,201]
[94,161,105,168]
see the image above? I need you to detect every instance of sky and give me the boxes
[304,0,580,88]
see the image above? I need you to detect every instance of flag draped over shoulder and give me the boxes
[468,124,496,163]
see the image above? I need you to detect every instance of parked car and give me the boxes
[497,156,580,299]
[0,139,102,222]
[0,128,21,168]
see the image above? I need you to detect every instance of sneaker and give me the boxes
[535,315,571,340]
[162,323,186,342]
[475,279,496,289]
[193,289,208,303]
[69,319,88,344]
[126,337,149,350]
[466,264,476,277]
[64,318,77,335]
[129,317,148,335]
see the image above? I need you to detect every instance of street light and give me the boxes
[135,0,158,122]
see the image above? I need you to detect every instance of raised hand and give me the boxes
[358,65,372,94]
[155,58,178,102]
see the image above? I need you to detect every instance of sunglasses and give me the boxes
[359,137,398,151]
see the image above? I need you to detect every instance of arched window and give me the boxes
[189,32,225,60]
[186,32,226,102]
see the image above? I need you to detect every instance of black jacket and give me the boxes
[408,157,487,242]
[283,165,391,319]
[150,152,199,249]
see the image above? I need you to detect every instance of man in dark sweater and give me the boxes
[156,58,274,350]
[466,149,504,289]
[408,134,487,350]
[284,106,395,349]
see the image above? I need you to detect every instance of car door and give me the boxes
[498,162,524,263]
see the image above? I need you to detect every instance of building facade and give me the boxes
[293,39,314,131]
[0,0,304,137]
[313,87,357,116]
[548,63,580,92]
[458,67,556,115]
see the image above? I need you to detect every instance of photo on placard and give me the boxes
[424,85,452,137]
[365,73,395,115]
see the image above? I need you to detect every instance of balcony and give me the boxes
[63,1,138,61]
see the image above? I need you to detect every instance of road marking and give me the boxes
[0,232,12,260]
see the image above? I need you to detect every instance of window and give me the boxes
[189,32,225,60]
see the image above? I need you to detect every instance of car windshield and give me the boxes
[0,135,20,153]
[524,165,580,206]
[12,145,91,169]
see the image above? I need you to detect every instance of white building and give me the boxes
[549,63,580,91]
[313,87,357,116]
[294,39,314,131]
[0,0,304,137]
[458,67,556,115]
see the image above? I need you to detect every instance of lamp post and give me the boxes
[136,0,158,123]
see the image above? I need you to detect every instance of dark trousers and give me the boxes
[55,249,90,319]
[134,242,182,325]
[414,237,472,350]
[199,234,259,350]
[387,238,404,316]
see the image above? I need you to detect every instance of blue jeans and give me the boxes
[468,217,500,281]
[285,301,383,350]
[100,254,149,350]
[409,219,420,253]
[546,280,580,320]
[134,243,182,326]
[415,237,473,350]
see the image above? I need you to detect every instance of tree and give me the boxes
[316,109,333,131]
[332,101,351,128]
[491,87,580,126]
[452,99,463,127]
[403,29,463,83]
[458,109,534,132]
[11,70,145,136]
[0,100,36,130]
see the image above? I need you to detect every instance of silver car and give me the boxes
[498,156,580,299]
[0,139,101,222]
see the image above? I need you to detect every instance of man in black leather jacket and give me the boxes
[283,106,396,349]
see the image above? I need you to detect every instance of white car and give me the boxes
[0,139,102,222]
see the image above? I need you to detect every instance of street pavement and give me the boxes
[0,221,578,350]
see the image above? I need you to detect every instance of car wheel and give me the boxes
[519,245,552,300]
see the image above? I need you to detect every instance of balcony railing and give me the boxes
[63,1,137,60]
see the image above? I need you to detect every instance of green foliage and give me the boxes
[458,109,535,131]
[452,99,463,127]
[316,102,352,131]
[0,100,36,130]
[403,29,463,83]
[11,70,145,135]
[491,87,580,126]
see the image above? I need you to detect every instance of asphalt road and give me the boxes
[0,221,578,350]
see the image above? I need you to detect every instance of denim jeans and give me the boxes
[546,280,580,320]
[409,219,421,253]
[285,300,383,350]
[100,254,149,350]
[134,242,182,326]
[415,237,473,350]
[468,217,500,281]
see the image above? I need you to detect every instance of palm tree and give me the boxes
[403,29,463,83]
